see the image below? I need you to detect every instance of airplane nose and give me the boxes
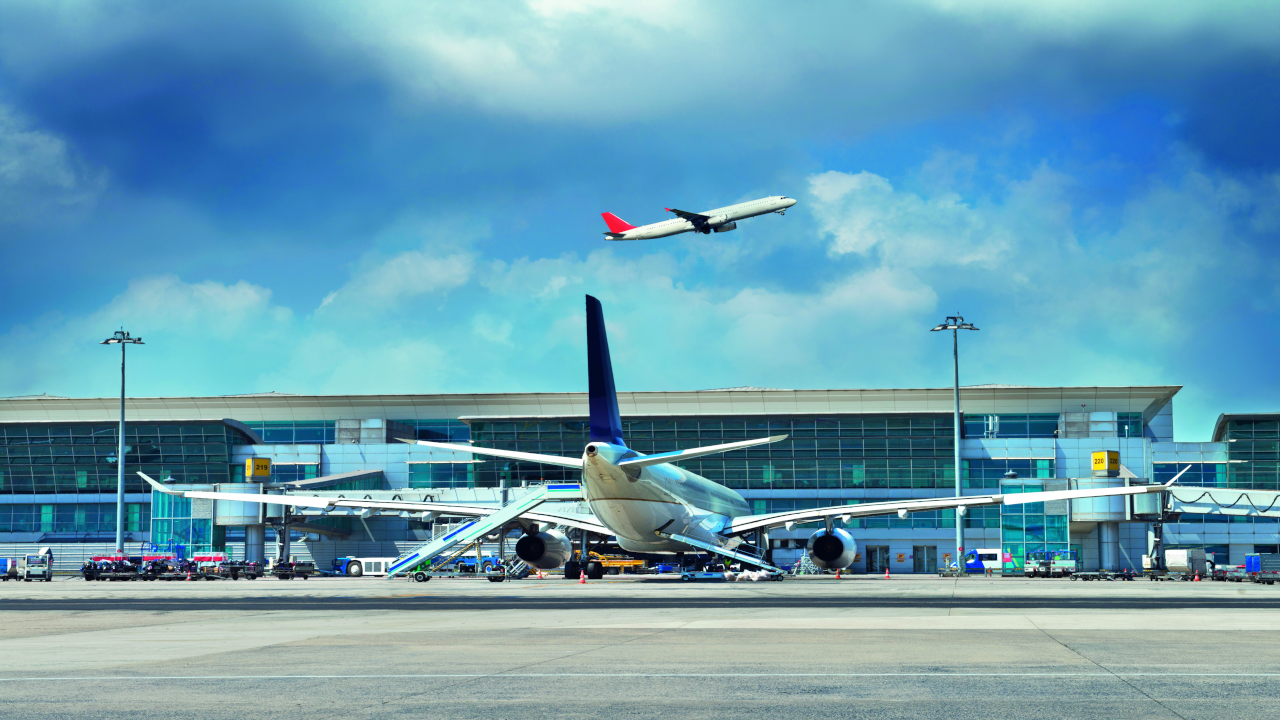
[785,198,797,207]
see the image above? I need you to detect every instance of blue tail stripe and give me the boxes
[586,295,625,446]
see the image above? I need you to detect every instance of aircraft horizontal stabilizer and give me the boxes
[616,435,787,470]
[410,439,583,469]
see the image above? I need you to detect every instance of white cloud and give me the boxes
[0,105,106,223]
[320,251,474,311]
[809,169,1013,268]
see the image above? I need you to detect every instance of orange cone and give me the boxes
[836,569,841,579]
[579,568,586,584]
[884,568,890,580]
[1194,572,1200,582]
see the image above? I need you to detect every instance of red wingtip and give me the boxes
[601,212,636,233]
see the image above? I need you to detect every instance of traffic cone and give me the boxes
[836,569,841,579]
[1194,572,1200,582]
[884,568,890,580]
[579,568,587,584]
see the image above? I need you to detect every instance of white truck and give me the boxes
[1161,548,1214,580]
[18,547,53,582]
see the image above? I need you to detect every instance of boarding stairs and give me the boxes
[385,483,580,577]
[653,528,783,573]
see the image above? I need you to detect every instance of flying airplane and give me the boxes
[143,295,1183,579]
[601,195,797,240]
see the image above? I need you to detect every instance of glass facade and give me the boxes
[151,487,222,554]
[408,463,474,489]
[964,414,1060,439]
[0,421,252,495]
[467,414,956,490]
[0,502,148,535]
[1154,462,1227,487]
[1223,418,1280,490]
[964,459,1054,489]
[240,421,335,444]
[1000,480,1068,571]
[394,420,472,443]
[962,412,1142,439]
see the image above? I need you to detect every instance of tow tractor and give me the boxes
[1024,550,1078,578]
[1,558,18,581]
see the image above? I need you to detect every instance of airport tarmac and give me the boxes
[3,575,1280,719]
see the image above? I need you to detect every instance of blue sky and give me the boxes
[1,1,1278,439]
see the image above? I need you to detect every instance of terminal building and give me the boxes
[1,386,1276,572]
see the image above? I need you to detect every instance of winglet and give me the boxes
[137,471,181,495]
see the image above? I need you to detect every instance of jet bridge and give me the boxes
[1167,487,1280,519]
[385,483,583,577]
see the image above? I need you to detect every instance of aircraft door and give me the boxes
[865,545,889,574]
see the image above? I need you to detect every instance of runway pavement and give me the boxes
[3,575,1279,718]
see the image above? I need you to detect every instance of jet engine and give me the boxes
[515,528,572,569]
[806,527,857,570]
[713,222,738,233]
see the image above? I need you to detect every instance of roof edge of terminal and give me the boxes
[0,384,1185,404]
[1212,412,1280,442]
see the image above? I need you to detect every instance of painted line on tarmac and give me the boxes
[2,673,1279,681]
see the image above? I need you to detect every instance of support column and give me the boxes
[244,525,265,564]
[1100,521,1119,571]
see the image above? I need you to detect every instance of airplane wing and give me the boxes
[665,207,711,222]
[723,477,1182,535]
[138,472,607,534]
[406,439,584,469]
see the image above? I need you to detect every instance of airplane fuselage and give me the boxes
[580,442,749,554]
[606,196,796,241]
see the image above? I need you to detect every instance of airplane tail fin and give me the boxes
[586,295,625,446]
[601,213,636,233]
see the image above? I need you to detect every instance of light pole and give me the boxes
[101,330,143,555]
[931,315,977,570]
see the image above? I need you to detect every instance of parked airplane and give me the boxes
[142,295,1182,578]
[601,195,796,240]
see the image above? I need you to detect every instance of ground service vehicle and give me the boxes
[268,559,314,580]
[964,548,1005,573]
[1246,553,1280,584]
[681,564,728,582]
[1071,568,1136,581]
[1166,549,1213,579]
[452,556,504,573]
[589,551,646,575]
[333,557,400,577]
[0,559,17,581]
[1025,550,1078,578]
[19,548,53,581]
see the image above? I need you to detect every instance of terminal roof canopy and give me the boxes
[0,386,1181,424]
